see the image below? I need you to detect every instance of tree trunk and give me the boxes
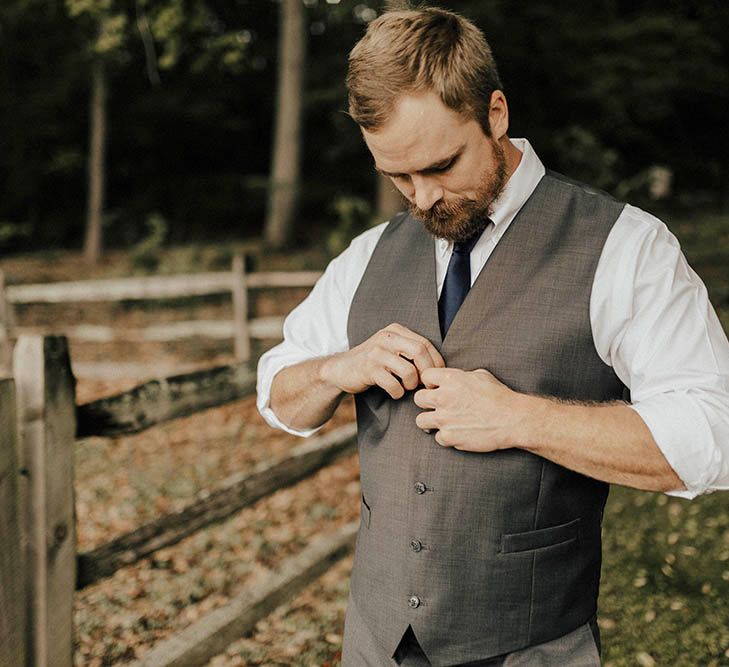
[376,173,404,222]
[84,59,107,263]
[264,0,306,249]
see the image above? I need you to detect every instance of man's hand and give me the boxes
[413,367,686,493]
[413,367,526,451]
[322,323,445,399]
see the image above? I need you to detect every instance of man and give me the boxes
[257,6,729,666]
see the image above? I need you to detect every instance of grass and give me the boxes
[599,486,729,665]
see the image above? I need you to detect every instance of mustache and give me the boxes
[410,197,476,224]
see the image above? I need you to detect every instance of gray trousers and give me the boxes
[341,591,602,667]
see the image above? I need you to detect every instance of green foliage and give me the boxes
[326,196,372,257]
[129,212,167,273]
[665,214,729,317]
[65,0,113,15]
[94,12,127,54]
[158,244,236,274]
[552,126,620,192]
[2,0,729,252]
[0,222,32,251]
[64,0,128,56]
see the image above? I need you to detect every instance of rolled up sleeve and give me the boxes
[593,205,729,498]
[255,263,350,437]
[256,222,388,437]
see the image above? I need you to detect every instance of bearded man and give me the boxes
[256,6,729,666]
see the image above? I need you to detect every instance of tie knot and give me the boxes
[452,218,492,255]
[453,233,480,256]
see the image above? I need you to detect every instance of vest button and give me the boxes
[414,481,427,494]
[408,595,421,609]
[410,539,423,552]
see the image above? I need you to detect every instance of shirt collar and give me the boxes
[489,137,545,230]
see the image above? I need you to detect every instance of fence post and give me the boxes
[0,270,16,377]
[231,254,251,363]
[0,379,27,666]
[13,335,77,667]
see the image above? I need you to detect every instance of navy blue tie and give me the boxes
[438,232,483,337]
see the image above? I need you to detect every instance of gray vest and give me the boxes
[346,171,627,666]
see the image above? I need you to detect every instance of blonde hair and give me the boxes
[346,6,503,135]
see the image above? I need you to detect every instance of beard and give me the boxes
[407,138,508,243]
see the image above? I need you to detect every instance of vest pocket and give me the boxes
[360,494,371,529]
[500,516,581,554]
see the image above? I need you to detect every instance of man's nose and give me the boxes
[412,176,443,211]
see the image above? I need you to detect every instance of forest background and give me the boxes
[2,0,729,258]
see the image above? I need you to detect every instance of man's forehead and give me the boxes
[364,131,474,176]
[361,91,477,174]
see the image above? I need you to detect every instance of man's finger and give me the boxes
[378,332,438,378]
[415,410,438,431]
[373,368,406,400]
[420,366,451,388]
[396,342,441,379]
[383,353,420,391]
[413,388,437,409]
[385,323,445,369]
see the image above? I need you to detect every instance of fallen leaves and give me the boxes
[73,375,359,666]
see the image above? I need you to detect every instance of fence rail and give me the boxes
[76,362,256,437]
[76,423,356,588]
[5,269,321,303]
[2,333,358,667]
[0,263,322,369]
[15,315,285,344]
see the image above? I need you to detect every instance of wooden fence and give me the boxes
[0,259,322,369]
[1,335,358,667]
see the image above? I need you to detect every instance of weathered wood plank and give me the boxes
[71,361,205,380]
[14,336,77,667]
[75,362,257,438]
[130,521,358,667]
[6,270,321,304]
[0,379,27,667]
[244,270,321,288]
[16,316,284,343]
[15,321,235,343]
[0,270,15,376]
[76,423,357,588]
[248,316,284,339]
[232,255,251,362]
[6,273,234,303]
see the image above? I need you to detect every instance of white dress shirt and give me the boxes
[257,138,729,500]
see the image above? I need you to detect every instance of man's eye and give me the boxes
[422,161,453,176]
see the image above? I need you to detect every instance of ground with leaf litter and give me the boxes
[74,389,358,666]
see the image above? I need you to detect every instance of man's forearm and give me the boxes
[269,356,346,431]
[414,368,687,493]
[519,396,686,493]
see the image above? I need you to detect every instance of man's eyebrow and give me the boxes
[375,146,464,178]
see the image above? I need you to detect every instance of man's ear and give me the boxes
[488,90,509,140]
